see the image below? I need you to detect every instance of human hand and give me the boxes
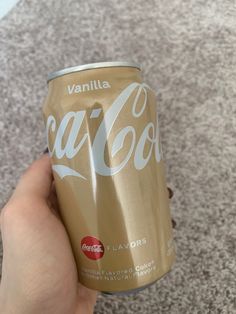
[0,154,97,314]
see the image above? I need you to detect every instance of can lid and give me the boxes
[47,61,141,83]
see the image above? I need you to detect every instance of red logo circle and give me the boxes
[81,236,104,260]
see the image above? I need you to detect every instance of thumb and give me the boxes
[12,154,53,201]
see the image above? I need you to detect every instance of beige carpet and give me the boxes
[1,0,236,313]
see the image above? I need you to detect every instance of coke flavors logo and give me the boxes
[81,236,104,260]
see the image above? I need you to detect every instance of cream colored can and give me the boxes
[42,62,175,293]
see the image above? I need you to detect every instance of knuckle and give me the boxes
[1,196,48,232]
[1,197,36,228]
[1,203,20,228]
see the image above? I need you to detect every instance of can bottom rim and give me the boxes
[101,279,157,296]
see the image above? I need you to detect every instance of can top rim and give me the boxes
[47,61,141,83]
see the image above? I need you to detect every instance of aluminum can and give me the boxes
[43,61,175,293]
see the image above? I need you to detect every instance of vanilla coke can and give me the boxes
[42,62,175,294]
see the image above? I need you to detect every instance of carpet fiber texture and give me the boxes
[0,0,236,313]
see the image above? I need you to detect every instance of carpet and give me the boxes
[0,0,236,313]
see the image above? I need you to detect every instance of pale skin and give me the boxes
[0,154,97,314]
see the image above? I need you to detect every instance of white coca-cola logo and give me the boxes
[46,82,162,179]
[82,244,104,253]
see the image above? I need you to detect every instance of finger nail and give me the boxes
[167,187,174,199]
[43,147,49,154]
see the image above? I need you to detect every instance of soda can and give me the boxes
[43,61,175,294]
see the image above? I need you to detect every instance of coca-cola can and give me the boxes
[43,61,175,294]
